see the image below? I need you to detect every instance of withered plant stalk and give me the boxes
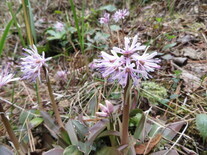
[121,77,131,145]
[0,103,24,154]
[43,66,64,128]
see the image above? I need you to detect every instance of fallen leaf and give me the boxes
[163,121,186,140]
[150,149,179,155]
[181,71,200,92]
[135,134,162,154]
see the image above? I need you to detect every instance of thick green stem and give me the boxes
[0,103,23,154]
[43,66,64,128]
[121,78,131,145]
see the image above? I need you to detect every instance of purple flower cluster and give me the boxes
[91,35,160,87]
[113,9,129,22]
[99,13,110,24]
[20,45,52,82]
[99,9,129,24]
[55,70,67,82]
[0,65,19,88]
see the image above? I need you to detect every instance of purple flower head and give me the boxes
[55,70,67,82]
[96,100,114,117]
[90,35,160,87]
[20,45,52,82]
[113,35,146,56]
[54,22,64,31]
[99,13,110,24]
[0,65,19,88]
[113,9,129,22]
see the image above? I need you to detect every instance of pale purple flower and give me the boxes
[113,9,129,22]
[55,70,67,82]
[132,52,161,79]
[113,35,146,56]
[90,35,160,87]
[20,45,52,82]
[96,100,114,117]
[54,22,64,31]
[0,66,19,88]
[99,13,110,24]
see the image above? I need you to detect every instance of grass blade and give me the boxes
[0,19,13,56]
[7,2,26,47]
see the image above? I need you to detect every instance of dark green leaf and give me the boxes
[30,117,43,128]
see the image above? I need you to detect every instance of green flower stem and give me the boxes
[109,117,117,146]
[0,103,24,154]
[43,66,64,128]
[121,78,132,145]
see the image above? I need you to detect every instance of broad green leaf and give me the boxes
[19,110,34,124]
[162,43,177,51]
[72,120,88,141]
[94,32,109,43]
[63,145,82,155]
[196,114,207,141]
[130,109,146,140]
[77,141,92,155]
[30,117,43,128]
[68,27,77,34]
[99,5,116,12]
[65,120,79,145]
[110,25,121,31]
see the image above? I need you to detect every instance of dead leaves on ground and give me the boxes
[135,134,162,155]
